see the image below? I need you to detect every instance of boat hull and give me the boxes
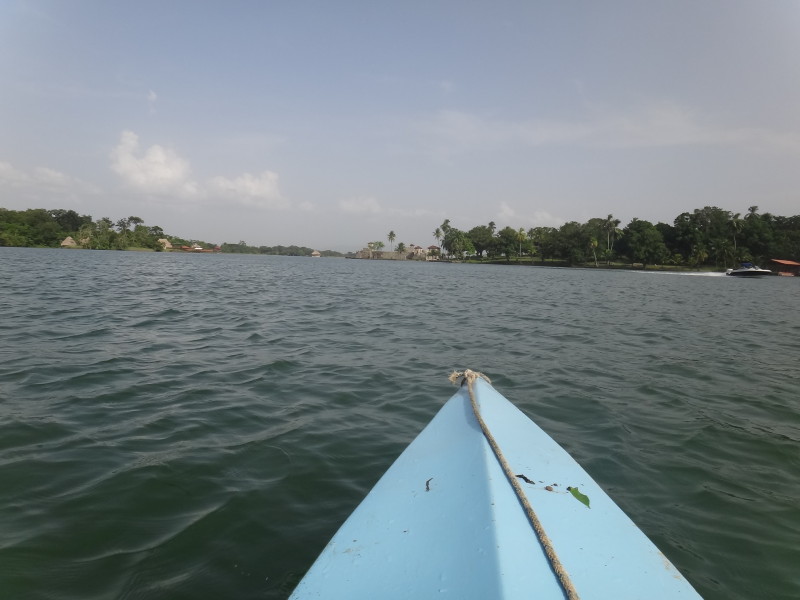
[289,378,701,599]
[726,270,771,276]
[726,263,771,276]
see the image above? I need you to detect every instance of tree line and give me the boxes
[0,208,174,250]
[219,240,342,256]
[0,208,343,256]
[6,205,799,267]
[430,206,800,269]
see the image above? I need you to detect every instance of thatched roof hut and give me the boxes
[158,238,173,249]
[311,250,321,258]
[60,236,78,248]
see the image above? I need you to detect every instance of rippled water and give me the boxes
[1,247,798,599]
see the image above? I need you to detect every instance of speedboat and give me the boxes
[726,262,772,276]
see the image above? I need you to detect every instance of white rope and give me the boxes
[450,369,580,600]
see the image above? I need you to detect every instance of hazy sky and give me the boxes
[2,1,800,250]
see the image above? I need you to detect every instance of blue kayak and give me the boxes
[289,371,702,599]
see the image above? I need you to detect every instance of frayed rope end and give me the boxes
[449,369,491,386]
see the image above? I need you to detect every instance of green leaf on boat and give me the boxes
[567,486,590,508]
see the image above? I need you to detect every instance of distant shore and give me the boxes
[51,246,771,275]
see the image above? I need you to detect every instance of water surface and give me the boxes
[1,248,798,599]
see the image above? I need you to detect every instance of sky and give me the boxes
[2,1,800,251]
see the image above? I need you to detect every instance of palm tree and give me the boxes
[433,227,442,255]
[526,228,537,263]
[730,213,743,255]
[388,230,396,252]
[689,245,709,269]
[589,237,599,267]
[714,239,734,269]
[115,217,130,249]
[603,214,622,264]
[517,227,526,259]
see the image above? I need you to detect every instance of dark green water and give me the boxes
[1,247,798,599]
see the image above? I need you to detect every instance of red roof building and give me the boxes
[771,259,800,276]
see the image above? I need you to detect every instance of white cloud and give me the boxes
[339,196,382,214]
[530,210,565,228]
[337,196,441,220]
[392,206,441,218]
[34,167,101,195]
[497,201,516,221]
[297,201,316,212]
[416,104,800,155]
[590,104,728,148]
[109,130,296,211]
[35,167,71,186]
[496,202,564,228]
[110,130,200,198]
[0,161,99,196]
[0,161,31,187]
[417,110,588,153]
[208,171,288,209]
[147,90,158,114]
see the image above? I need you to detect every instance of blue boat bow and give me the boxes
[289,372,702,599]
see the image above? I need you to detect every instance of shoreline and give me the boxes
[20,246,775,274]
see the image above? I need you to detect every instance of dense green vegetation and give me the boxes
[0,208,342,256]
[219,241,342,256]
[5,205,799,267]
[433,206,800,269]
[0,208,94,248]
[0,208,171,250]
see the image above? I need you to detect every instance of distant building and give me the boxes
[354,247,375,259]
[311,250,321,258]
[352,245,441,261]
[158,238,173,250]
[60,236,78,248]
